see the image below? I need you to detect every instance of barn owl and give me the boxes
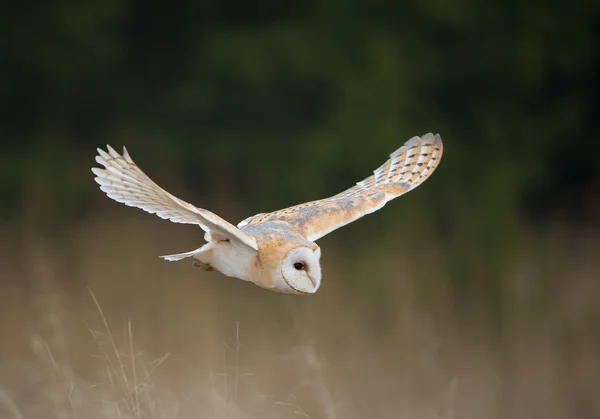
[92,133,443,294]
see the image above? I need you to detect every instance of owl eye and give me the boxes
[293,262,304,270]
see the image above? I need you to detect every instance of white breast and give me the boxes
[209,242,256,282]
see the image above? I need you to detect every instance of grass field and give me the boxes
[0,214,598,419]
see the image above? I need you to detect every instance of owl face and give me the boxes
[278,245,322,294]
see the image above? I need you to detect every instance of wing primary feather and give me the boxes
[238,133,443,242]
[93,145,259,251]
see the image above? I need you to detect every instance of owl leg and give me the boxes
[192,260,214,271]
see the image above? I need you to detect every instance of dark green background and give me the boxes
[3,0,599,224]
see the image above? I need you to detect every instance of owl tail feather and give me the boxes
[160,247,203,261]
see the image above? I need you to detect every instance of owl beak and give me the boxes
[306,272,317,288]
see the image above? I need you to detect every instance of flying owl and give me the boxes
[92,133,443,294]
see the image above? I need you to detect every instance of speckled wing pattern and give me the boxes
[92,146,259,251]
[238,133,443,241]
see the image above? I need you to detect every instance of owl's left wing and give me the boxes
[92,146,259,251]
[239,133,443,242]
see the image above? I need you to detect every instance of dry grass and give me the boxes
[0,214,599,419]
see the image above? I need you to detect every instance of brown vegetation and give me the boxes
[1,214,598,419]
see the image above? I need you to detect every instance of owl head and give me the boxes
[251,240,321,294]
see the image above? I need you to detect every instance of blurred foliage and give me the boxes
[1,0,599,290]
[1,4,599,414]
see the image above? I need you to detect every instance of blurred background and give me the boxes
[1,1,599,418]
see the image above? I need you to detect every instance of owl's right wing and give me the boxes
[240,133,443,242]
[92,146,259,251]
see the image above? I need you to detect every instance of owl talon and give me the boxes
[192,260,214,271]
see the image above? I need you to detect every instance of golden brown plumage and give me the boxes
[238,133,443,241]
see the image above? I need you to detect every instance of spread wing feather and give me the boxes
[239,133,443,241]
[92,146,259,251]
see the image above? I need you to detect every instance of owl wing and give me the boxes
[239,133,443,242]
[92,146,259,251]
